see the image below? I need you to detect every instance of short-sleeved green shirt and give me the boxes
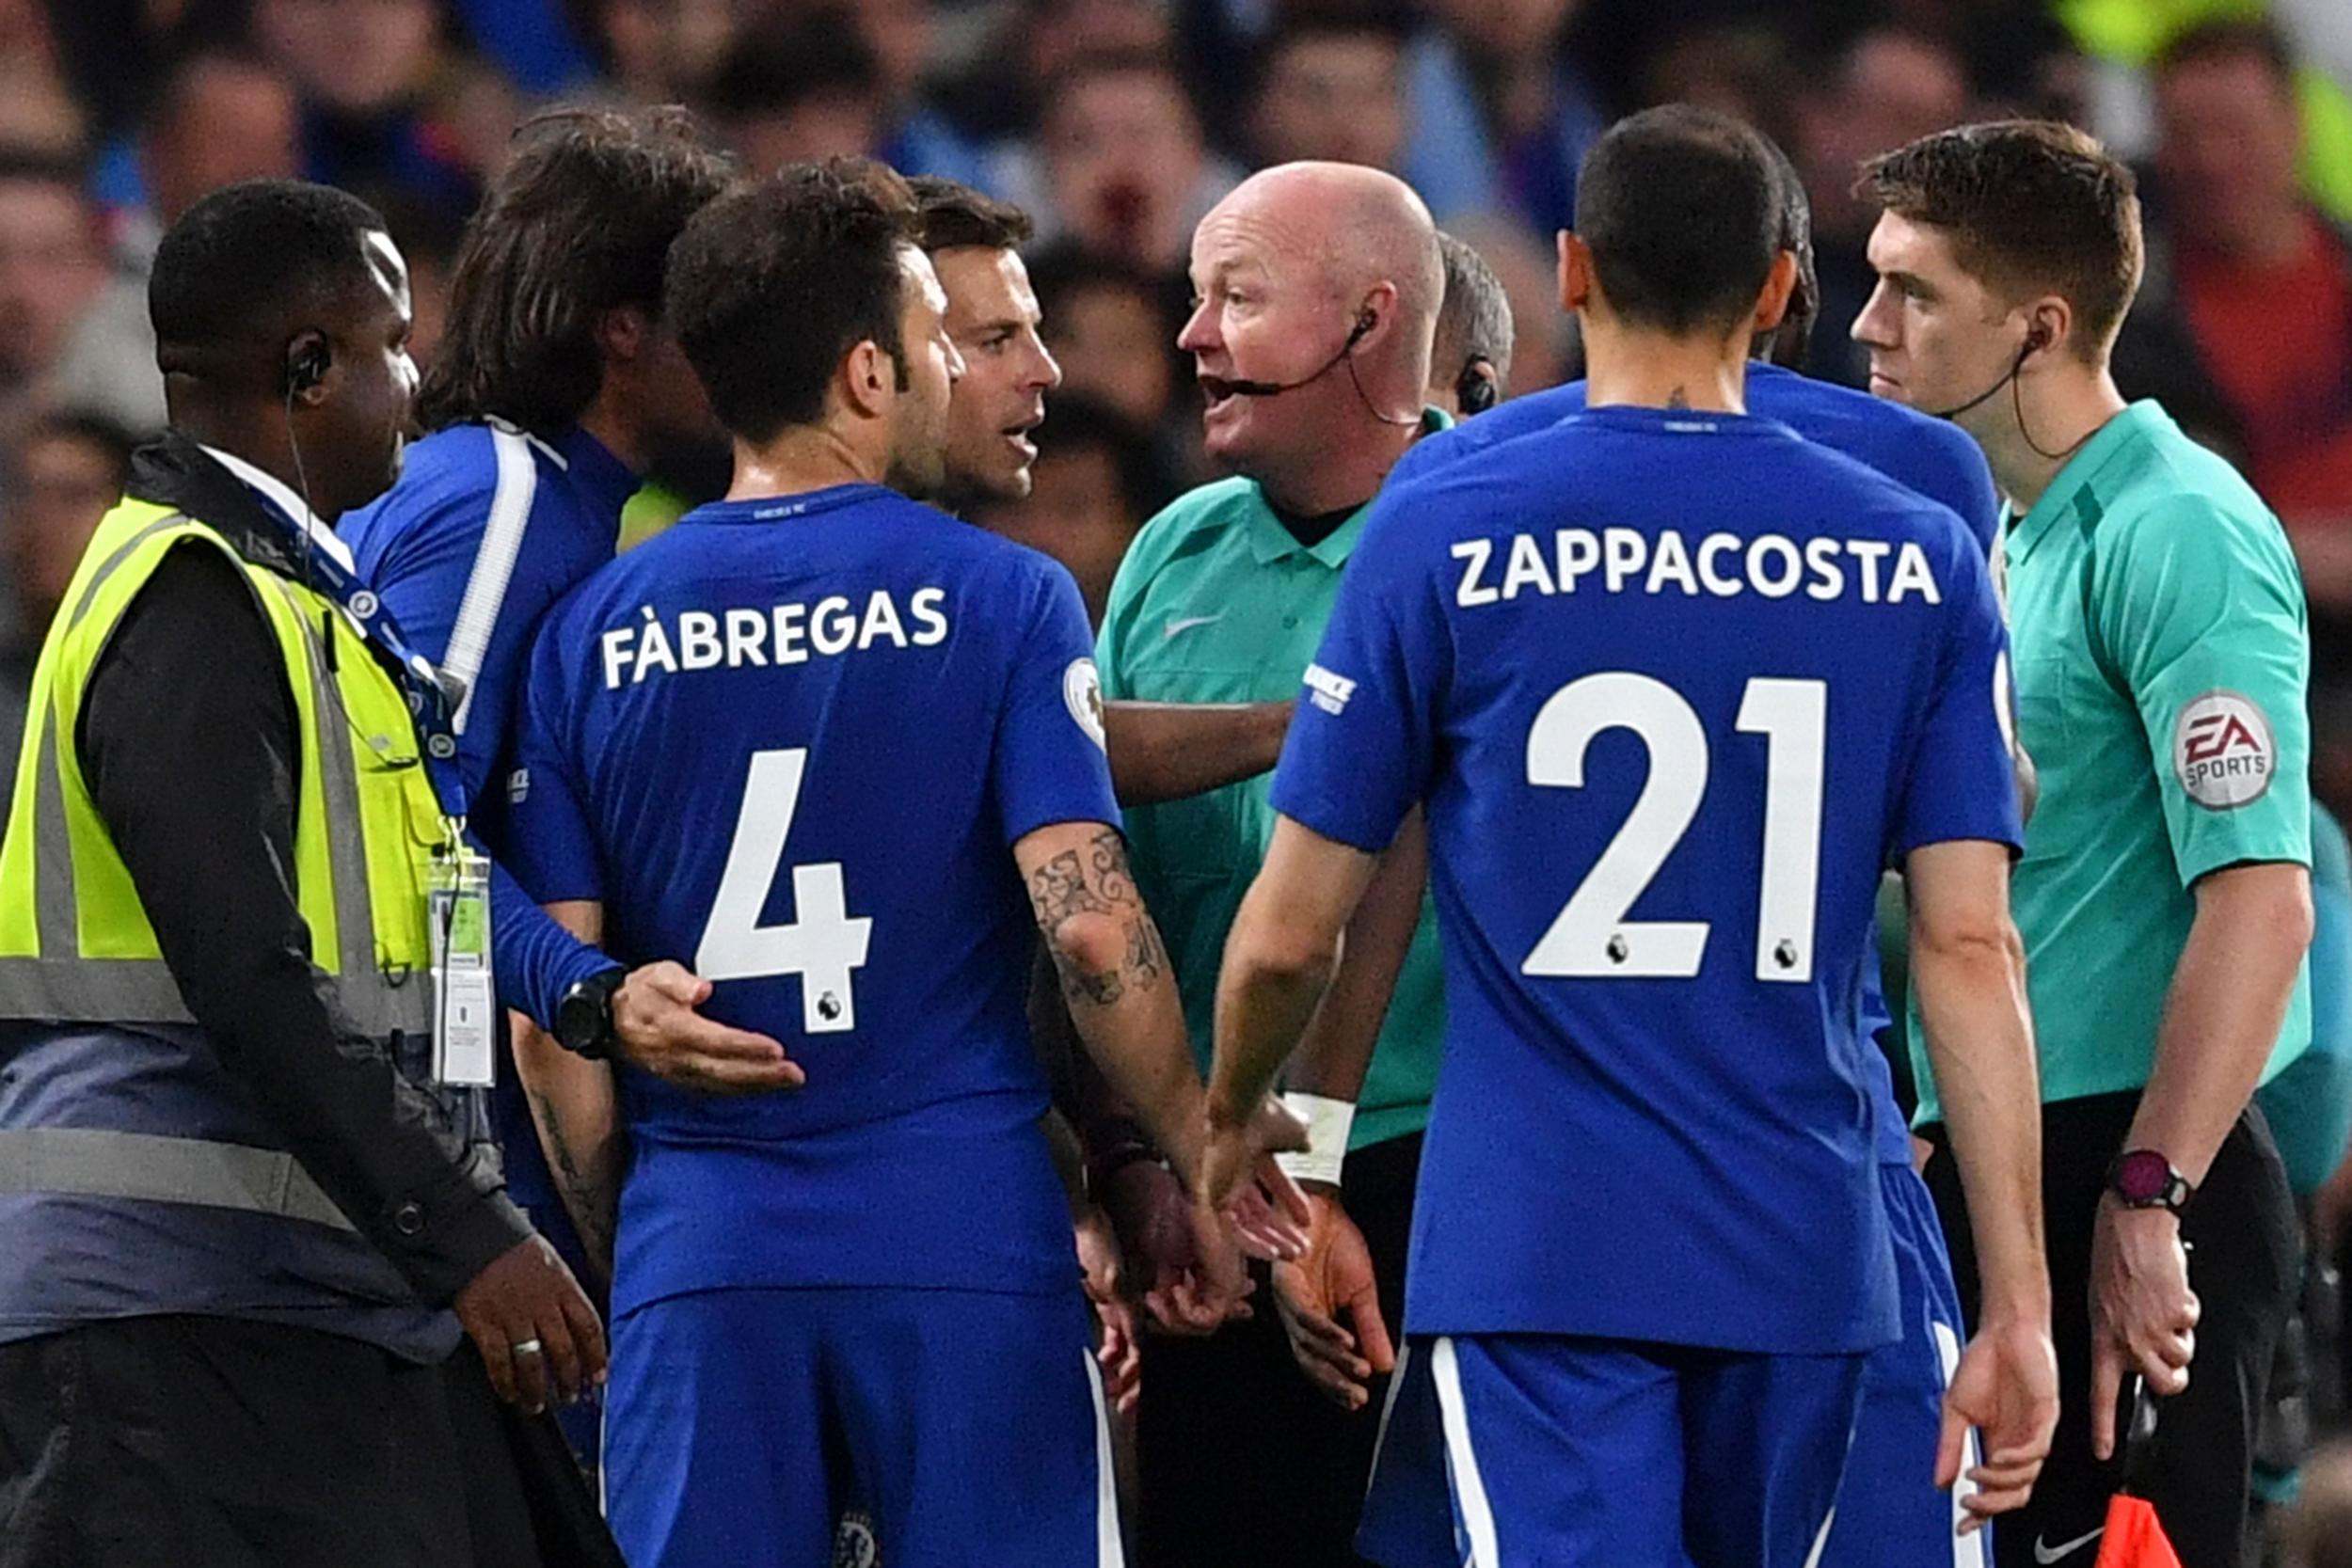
[1912,401,2312,1121]
[1097,440,1449,1152]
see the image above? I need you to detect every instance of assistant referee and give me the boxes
[1855,122,2312,1568]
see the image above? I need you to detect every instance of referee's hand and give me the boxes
[2089,1200,2198,1459]
[453,1234,609,1416]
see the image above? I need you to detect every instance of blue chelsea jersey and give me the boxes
[1399,366,2004,1169]
[1274,405,2020,1354]
[505,484,1120,1315]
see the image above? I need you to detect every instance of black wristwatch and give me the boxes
[2105,1148,2194,1214]
[554,967,626,1061]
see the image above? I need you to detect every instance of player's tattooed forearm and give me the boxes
[531,1087,616,1267]
[1028,848,1114,928]
[1087,828,1140,908]
[1127,914,1169,989]
[1059,960,1124,1008]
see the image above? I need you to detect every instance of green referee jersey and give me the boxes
[1912,400,2312,1123]
[1097,423,1449,1152]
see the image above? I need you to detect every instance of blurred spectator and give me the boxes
[52,53,302,435]
[1400,0,1606,236]
[706,15,888,174]
[1247,12,1410,173]
[857,0,992,188]
[0,153,104,438]
[1027,244,1197,492]
[1641,24,1800,154]
[950,0,1171,141]
[0,0,85,156]
[990,50,1237,275]
[570,0,739,104]
[251,0,479,221]
[1792,26,1971,386]
[450,0,601,96]
[2280,1440,2352,1568]
[2152,20,2352,558]
[972,392,1158,626]
[0,409,134,791]
[1428,229,1515,419]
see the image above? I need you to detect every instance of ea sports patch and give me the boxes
[2172,689,2275,810]
[1063,657,1108,751]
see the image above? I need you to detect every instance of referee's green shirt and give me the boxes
[1912,401,2312,1122]
[1097,447,1448,1153]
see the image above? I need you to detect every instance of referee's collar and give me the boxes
[1243,405,1452,567]
[2004,400,2170,571]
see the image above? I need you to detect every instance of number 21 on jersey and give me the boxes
[697,748,874,1032]
[1523,673,1825,984]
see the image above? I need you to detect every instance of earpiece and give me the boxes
[285,336,329,398]
[1457,355,1498,416]
[1349,308,1376,346]
[2024,320,2052,356]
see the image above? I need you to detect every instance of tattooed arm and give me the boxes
[511,898,626,1293]
[1013,820,1207,1175]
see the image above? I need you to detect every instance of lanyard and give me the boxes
[261,504,471,823]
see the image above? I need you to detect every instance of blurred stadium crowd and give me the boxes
[4,0,2352,1555]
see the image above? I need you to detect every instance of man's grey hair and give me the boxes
[1435,230,1515,394]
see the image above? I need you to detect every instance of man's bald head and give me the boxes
[1206,161,1440,390]
[1180,161,1440,503]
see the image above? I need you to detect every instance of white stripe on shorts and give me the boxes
[1084,1352,1127,1567]
[1431,1338,1501,1568]
[1933,1322,1989,1568]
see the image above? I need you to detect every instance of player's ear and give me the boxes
[1753,251,1800,337]
[2020,296,2070,364]
[1556,230,1594,315]
[596,305,650,367]
[842,338,891,420]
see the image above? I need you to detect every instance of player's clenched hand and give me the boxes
[1272,1190,1395,1411]
[1075,1202,1142,1414]
[2090,1202,2198,1459]
[613,961,805,1094]
[453,1234,608,1416]
[1938,1314,2058,1530]
[1196,1095,1312,1261]
[1100,1156,1252,1335]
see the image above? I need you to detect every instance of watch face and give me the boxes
[2113,1149,2173,1204]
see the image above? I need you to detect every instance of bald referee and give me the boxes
[1856,120,2312,1568]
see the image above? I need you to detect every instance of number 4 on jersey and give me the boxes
[696,748,874,1032]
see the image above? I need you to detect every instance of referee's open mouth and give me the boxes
[1197,376,1242,414]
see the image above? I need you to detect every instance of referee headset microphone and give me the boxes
[1221,304,1422,427]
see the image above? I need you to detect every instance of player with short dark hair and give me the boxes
[1203,105,2058,1566]
[1857,119,2315,1568]
[504,160,1306,1568]
[913,174,1063,515]
[1365,122,2008,1568]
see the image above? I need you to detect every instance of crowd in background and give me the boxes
[3,0,2352,1552]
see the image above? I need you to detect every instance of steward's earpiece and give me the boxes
[1457,355,1498,416]
[285,338,330,398]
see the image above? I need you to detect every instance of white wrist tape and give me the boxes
[1274,1092,1356,1187]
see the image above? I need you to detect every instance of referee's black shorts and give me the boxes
[1135,1131,1421,1568]
[0,1314,613,1568]
[1924,1093,2297,1568]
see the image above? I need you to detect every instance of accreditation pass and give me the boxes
[429,844,496,1086]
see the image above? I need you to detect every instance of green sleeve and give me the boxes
[1095,501,1180,701]
[2091,495,2312,885]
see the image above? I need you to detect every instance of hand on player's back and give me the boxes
[1939,1312,2059,1528]
[1272,1191,1395,1411]
[614,960,805,1093]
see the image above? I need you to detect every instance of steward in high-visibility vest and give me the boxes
[0,180,614,1568]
